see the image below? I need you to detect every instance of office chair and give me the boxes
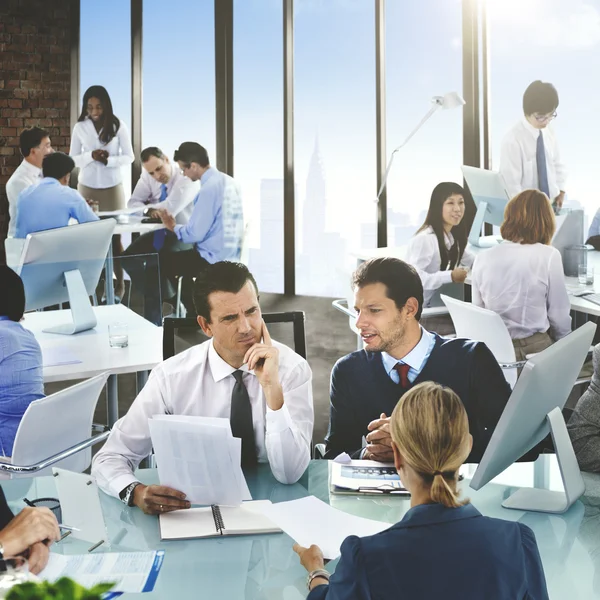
[441,295,592,390]
[162,311,307,360]
[0,373,110,479]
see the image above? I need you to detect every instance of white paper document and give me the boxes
[256,496,391,560]
[148,415,252,506]
[39,551,164,594]
[41,344,82,367]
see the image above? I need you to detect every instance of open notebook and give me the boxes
[159,500,282,540]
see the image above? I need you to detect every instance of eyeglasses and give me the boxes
[533,112,557,123]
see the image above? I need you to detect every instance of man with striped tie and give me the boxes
[122,146,199,323]
[324,257,533,465]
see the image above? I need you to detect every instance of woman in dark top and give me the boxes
[294,382,549,600]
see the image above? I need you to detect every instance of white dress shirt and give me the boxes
[91,338,314,497]
[499,118,566,201]
[406,226,475,307]
[127,163,198,225]
[69,117,134,189]
[5,160,42,237]
[471,241,571,341]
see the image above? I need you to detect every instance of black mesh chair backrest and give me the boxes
[162,311,307,360]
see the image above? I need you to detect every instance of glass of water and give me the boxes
[108,322,129,348]
[578,264,595,286]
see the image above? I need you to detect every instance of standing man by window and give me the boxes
[499,80,566,211]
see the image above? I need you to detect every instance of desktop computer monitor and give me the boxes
[461,165,510,247]
[16,219,116,335]
[470,321,595,514]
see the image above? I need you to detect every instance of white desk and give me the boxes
[22,305,163,426]
[352,245,600,318]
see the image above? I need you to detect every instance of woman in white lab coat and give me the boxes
[70,85,134,299]
[406,182,474,333]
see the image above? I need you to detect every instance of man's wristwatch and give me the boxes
[0,540,5,560]
[307,569,330,590]
[120,482,141,507]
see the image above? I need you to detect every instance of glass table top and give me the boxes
[3,455,600,599]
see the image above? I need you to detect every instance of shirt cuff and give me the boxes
[107,473,139,499]
[173,224,183,240]
[443,271,453,283]
[265,402,294,434]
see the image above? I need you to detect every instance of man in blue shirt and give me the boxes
[0,266,44,457]
[15,152,99,238]
[156,142,244,315]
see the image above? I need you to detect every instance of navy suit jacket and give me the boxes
[308,503,549,600]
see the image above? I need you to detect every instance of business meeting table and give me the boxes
[21,304,163,426]
[3,455,600,599]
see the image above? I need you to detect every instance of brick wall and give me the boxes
[0,0,72,262]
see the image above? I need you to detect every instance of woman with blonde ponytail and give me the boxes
[294,382,549,600]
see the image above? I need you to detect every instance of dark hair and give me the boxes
[352,257,424,321]
[416,182,469,270]
[193,261,259,322]
[0,266,26,321]
[42,152,75,180]
[174,142,210,168]
[78,85,121,144]
[141,147,165,163]
[522,80,559,116]
[20,127,49,157]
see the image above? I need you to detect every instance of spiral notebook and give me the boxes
[159,500,282,540]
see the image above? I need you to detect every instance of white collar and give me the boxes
[207,338,253,383]
[20,160,42,178]
[521,116,544,139]
[381,327,433,373]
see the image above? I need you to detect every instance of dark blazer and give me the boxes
[0,488,14,530]
[308,503,549,600]
[326,334,518,462]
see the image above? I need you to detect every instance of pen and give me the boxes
[58,524,81,532]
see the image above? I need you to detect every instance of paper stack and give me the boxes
[148,415,251,506]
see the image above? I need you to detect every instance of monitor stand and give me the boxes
[42,269,98,335]
[468,201,502,248]
[501,407,585,514]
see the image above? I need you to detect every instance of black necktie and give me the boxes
[230,370,257,466]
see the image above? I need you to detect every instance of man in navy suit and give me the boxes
[325,257,534,464]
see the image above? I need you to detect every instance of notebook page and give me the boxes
[159,507,219,540]
[219,501,281,536]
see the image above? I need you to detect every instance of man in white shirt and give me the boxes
[92,261,314,514]
[499,80,566,210]
[122,147,199,324]
[6,127,53,237]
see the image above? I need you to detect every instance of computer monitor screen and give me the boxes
[16,220,116,334]
[470,322,595,508]
[461,166,510,246]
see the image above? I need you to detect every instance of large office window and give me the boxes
[142,0,216,165]
[80,0,132,193]
[294,1,376,298]
[487,0,600,223]
[385,1,463,246]
[235,0,284,293]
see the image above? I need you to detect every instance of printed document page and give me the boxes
[256,496,391,559]
[39,551,164,593]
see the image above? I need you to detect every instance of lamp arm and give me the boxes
[375,104,441,203]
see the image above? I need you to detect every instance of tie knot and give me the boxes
[232,370,244,384]
[394,363,411,388]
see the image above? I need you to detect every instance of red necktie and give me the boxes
[394,363,411,388]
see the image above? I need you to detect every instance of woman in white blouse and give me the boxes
[70,86,134,298]
[472,189,571,360]
[406,183,474,334]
